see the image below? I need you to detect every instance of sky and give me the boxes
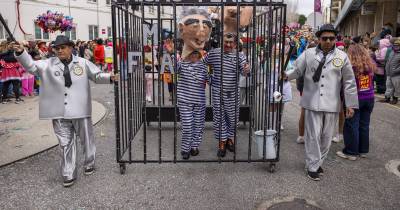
[296,0,330,17]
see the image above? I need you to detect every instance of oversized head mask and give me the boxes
[179,7,212,59]
[223,6,253,34]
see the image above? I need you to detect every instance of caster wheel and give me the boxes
[268,163,276,173]
[120,164,126,174]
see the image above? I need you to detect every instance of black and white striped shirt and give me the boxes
[203,48,247,92]
[176,61,209,105]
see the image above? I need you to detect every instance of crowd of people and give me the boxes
[284,23,399,180]
[0,37,114,104]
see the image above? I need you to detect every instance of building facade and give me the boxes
[0,0,176,42]
[331,0,400,37]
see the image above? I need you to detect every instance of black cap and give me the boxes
[52,35,74,47]
[316,24,337,37]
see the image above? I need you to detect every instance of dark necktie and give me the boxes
[312,52,328,83]
[61,60,72,88]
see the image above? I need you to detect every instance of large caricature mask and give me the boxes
[223,6,253,34]
[178,8,212,59]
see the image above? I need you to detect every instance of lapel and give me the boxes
[313,48,322,62]
[69,55,79,72]
[325,48,338,65]
[54,57,65,72]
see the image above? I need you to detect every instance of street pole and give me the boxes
[314,12,316,31]
[97,0,99,38]
[68,0,71,16]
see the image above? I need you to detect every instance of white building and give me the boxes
[0,0,114,42]
[0,0,176,42]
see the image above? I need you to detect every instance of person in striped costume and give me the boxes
[177,7,212,159]
[203,33,250,157]
[177,51,209,159]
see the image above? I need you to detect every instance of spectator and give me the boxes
[0,41,23,104]
[337,44,377,160]
[104,42,113,72]
[93,39,105,70]
[375,38,391,94]
[37,40,48,59]
[384,37,400,104]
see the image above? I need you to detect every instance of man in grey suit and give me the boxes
[285,24,359,181]
[13,35,117,187]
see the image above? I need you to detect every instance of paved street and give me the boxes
[0,83,399,210]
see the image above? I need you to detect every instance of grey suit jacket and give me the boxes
[286,47,359,113]
[16,50,111,119]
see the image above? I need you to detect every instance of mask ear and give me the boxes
[178,23,184,34]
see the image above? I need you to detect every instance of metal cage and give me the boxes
[112,0,288,174]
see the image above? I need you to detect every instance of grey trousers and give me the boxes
[385,76,400,98]
[304,109,338,172]
[52,118,96,180]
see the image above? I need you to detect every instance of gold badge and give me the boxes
[332,58,344,68]
[73,65,83,76]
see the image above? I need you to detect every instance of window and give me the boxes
[107,27,112,38]
[34,23,49,40]
[106,0,111,5]
[88,25,98,40]
[65,27,77,40]
[149,5,155,14]
[0,19,8,40]
[87,0,97,3]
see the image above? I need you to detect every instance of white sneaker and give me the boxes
[296,136,304,144]
[336,151,357,161]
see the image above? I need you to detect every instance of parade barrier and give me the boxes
[111,0,288,174]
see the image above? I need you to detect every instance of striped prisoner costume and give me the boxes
[177,60,209,152]
[202,48,247,141]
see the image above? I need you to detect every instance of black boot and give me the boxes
[190,148,199,156]
[181,151,190,160]
[217,141,226,157]
[226,139,235,152]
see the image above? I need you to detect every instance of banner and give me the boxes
[314,0,321,13]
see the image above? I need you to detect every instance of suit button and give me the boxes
[65,93,67,96]
[320,94,323,96]
[64,102,67,105]
[323,66,326,69]
[321,75,325,78]
[321,84,324,87]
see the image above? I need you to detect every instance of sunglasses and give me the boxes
[54,45,68,51]
[183,18,213,28]
[320,36,336,41]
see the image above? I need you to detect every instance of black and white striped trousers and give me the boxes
[179,102,206,152]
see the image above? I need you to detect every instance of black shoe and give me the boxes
[390,97,398,105]
[226,139,235,152]
[84,167,95,175]
[190,148,199,156]
[15,98,24,104]
[181,151,190,160]
[1,99,10,104]
[317,167,324,176]
[307,171,320,181]
[217,141,226,157]
[63,179,75,187]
